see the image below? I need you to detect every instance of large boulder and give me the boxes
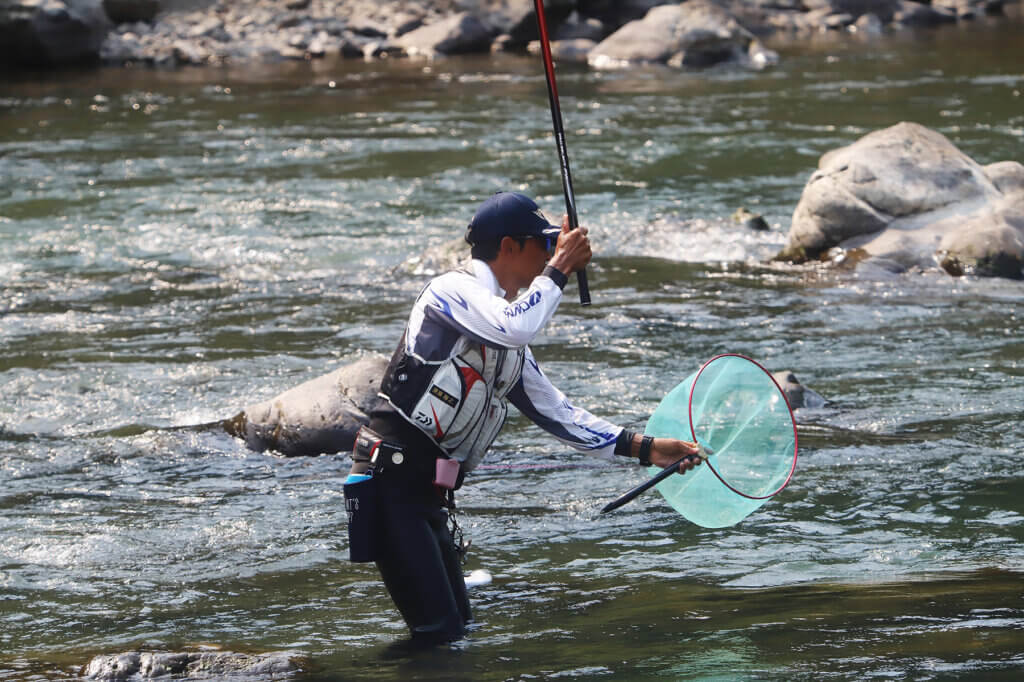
[474,0,575,46]
[224,354,388,457]
[588,0,777,70]
[777,122,1024,279]
[0,0,112,67]
[397,11,495,56]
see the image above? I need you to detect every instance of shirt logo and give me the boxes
[504,291,542,318]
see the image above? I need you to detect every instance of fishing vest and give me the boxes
[379,335,526,473]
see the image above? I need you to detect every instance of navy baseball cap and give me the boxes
[465,192,561,245]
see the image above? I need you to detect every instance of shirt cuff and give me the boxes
[542,265,568,290]
[614,429,636,457]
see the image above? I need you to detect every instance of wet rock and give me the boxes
[776,122,1024,279]
[83,650,301,680]
[937,197,1024,278]
[733,207,771,231]
[0,0,112,67]
[398,11,494,57]
[772,371,828,409]
[549,37,597,61]
[588,1,777,70]
[224,354,388,457]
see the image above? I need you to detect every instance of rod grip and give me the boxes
[576,269,591,305]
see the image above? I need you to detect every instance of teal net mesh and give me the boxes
[644,355,797,528]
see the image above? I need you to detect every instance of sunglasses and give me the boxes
[517,235,554,253]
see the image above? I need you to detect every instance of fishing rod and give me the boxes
[533,0,591,306]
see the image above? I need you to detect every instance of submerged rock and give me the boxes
[732,207,771,232]
[82,650,301,680]
[224,354,387,457]
[772,371,828,410]
[776,122,1024,279]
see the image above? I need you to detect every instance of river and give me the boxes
[2,13,1023,681]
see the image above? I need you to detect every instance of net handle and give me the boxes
[687,353,799,500]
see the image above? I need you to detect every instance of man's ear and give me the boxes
[498,235,521,257]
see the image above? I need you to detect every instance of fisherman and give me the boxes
[349,191,701,644]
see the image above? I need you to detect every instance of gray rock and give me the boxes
[937,195,1024,278]
[362,39,405,59]
[528,37,597,62]
[171,37,208,64]
[733,207,771,231]
[473,0,574,46]
[823,12,856,29]
[777,122,1024,279]
[852,12,884,34]
[339,35,366,58]
[224,354,388,457]
[588,1,771,70]
[801,0,902,23]
[986,160,1024,196]
[893,0,958,26]
[100,28,143,61]
[398,11,494,57]
[932,0,999,19]
[772,371,828,409]
[554,11,605,42]
[0,0,112,67]
[83,650,300,680]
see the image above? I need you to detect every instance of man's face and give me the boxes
[500,235,551,295]
[516,236,551,281]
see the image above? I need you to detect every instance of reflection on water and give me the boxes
[2,15,1024,680]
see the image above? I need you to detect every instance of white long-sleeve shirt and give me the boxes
[377,259,622,472]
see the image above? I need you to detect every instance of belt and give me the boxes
[352,425,407,472]
[352,426,460,501]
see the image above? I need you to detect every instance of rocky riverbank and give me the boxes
[1,0,1019,70]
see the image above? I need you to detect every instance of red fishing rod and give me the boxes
[533,0,591,305]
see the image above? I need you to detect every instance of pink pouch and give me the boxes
[434,458,460,489]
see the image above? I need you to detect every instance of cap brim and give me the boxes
[540,226,561,238]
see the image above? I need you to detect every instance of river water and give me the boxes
[2,13,1023,681]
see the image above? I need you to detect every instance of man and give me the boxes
[351,191,700,644]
